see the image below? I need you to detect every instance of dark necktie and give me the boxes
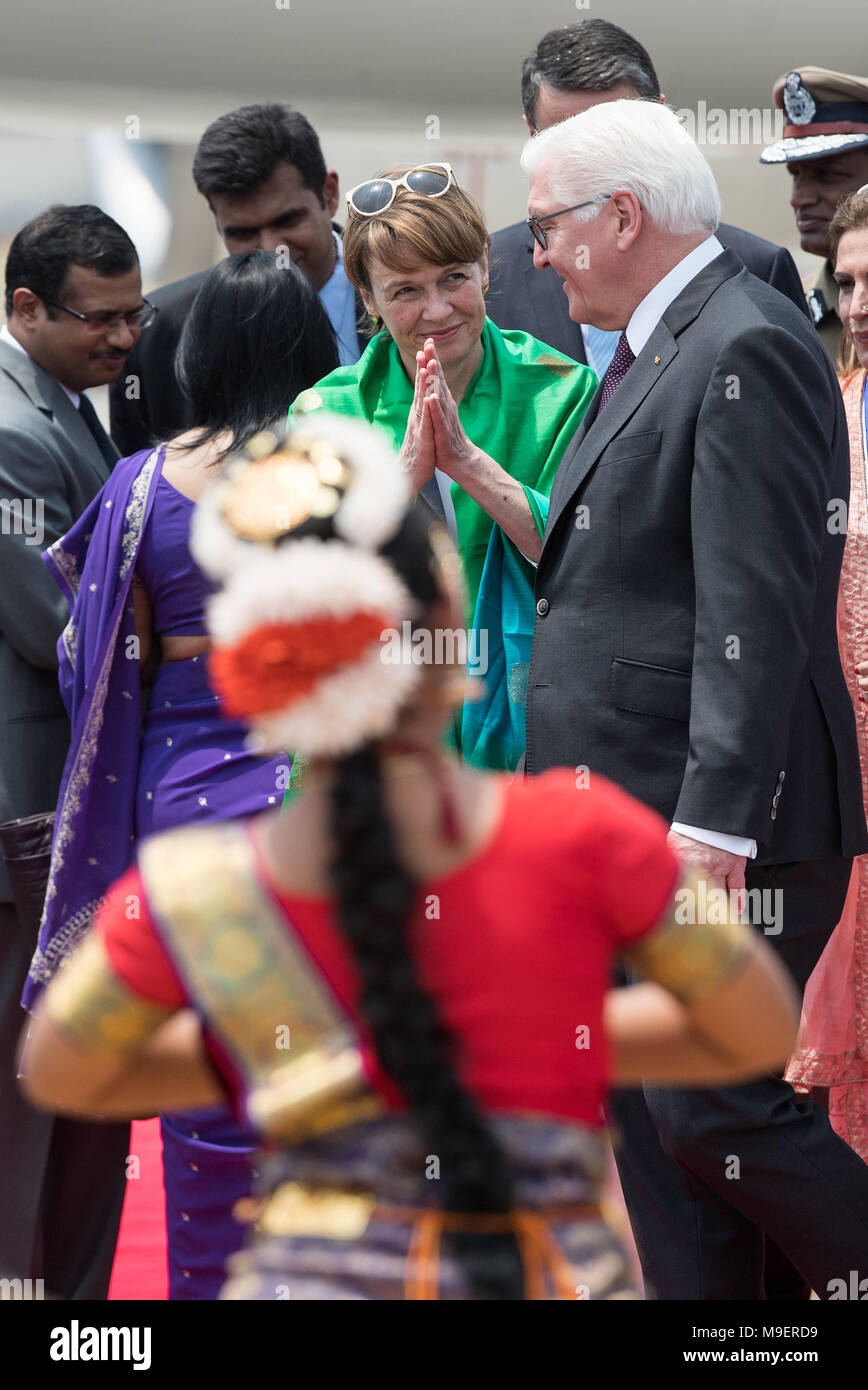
[77,392,118,469]
[597,331,636,411]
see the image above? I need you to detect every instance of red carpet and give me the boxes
[108,1118,168,1300]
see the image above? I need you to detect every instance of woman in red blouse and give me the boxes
[22,416,798,1300]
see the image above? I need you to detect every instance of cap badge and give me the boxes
[783,72,817,125]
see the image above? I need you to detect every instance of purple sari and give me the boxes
[25,447,165,1007]
[25,444,289,1298]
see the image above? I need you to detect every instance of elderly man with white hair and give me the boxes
[522,99,868,1300]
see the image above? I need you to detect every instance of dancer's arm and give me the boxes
[20,934,227,1118]
[21,1008,225,1118]
[608,901,799,1084]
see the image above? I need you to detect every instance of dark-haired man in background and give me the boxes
[486,20,808,379]
[0,204,147,1296]
[110,104,366,456]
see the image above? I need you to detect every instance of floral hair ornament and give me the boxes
[190,414,423,756]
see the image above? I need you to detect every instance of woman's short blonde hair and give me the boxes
[829,186,868,378]
[343,165,490,304]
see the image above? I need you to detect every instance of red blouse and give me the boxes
[96,769,678,1128]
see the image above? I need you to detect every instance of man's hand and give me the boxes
[666,830,747,918]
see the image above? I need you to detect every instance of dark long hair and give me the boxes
[326,511,525,1298]
[175,250,338,461]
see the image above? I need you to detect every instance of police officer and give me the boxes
[761,66,868,362]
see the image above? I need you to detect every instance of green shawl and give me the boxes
[289,317,596,770]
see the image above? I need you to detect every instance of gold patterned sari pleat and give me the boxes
[139,825,377,1139]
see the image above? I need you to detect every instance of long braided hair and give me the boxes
[327,511,525,1299]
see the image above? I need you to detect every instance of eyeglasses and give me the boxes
[527,197,610,251]
[346,163,456,217]
[37,294,158,332]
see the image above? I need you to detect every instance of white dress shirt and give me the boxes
[622,234,724,359]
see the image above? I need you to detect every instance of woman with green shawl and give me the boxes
[291,162,597,771]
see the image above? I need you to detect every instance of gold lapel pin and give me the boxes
[654,355,661,365]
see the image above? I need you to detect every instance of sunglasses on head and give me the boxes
[346,163,456,217]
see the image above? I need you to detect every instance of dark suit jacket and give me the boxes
[526,250,867,865]
[109,230,368,456]
[485,220,809,362]
[0,340,115,899]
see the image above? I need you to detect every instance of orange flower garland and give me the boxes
[210,612,391,717]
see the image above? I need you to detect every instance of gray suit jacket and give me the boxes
[527,251,867,864]
[0,338,115,900]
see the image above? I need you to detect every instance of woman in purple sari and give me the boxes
[25,250,338,1297]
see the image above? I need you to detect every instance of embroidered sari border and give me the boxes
[24,449,164,1009]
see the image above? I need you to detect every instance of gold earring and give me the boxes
[482,282,490,293]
